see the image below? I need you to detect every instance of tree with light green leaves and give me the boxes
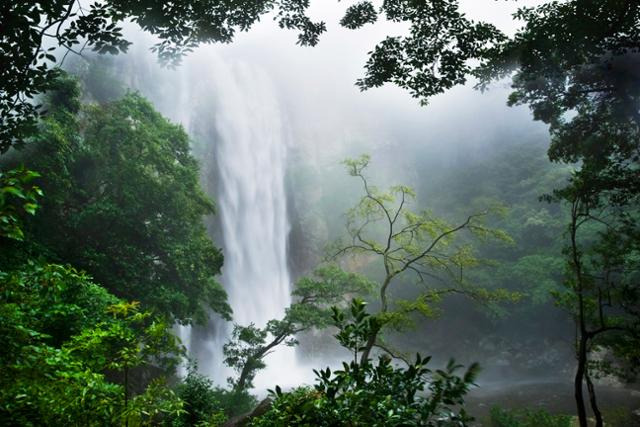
[329,155,517,364]
[222,265,374,398]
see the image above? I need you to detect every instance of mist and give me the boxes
[3,1,639,425]
[76,0,579,393]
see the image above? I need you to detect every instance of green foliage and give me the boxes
[253,299,480,426]
[66,300,184,379]
[124,379,185,426]
[552,180,640,381]
[488,406,572,427]
[3,0,638,176]
[331,298,381,362]
[0,262,117,358]
[340,2,377,30]
[332,155,517,361]
[4,77,229,323]
[0,0,327,151]
[224,323,272,393]
[0,166,43,241]
[289,264,376,330]
[209,388,257,419]
[477,1,640,210]
[223,265,373,395]
[353,1,505,105]
[169,367,227,427]
[0,263,120,425]
[546,175,640,425]
[0,261,184,425]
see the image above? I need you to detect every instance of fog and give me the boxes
[76,0,568,393]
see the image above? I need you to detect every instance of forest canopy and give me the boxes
[1,75,229,324]
[1,1,639,426]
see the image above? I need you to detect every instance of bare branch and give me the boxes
[373,342,412,366]
[399,212,485,274]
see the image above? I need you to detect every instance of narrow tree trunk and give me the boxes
[571,199,588,427]
[359,275,391,365]
[235,356,255,395]
[575,335,588,427]
[359,328,378,365]
[124,367,129,427]
[585,364,603,427]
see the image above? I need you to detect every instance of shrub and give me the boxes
[252,299,479,426]
[489,406,572,427]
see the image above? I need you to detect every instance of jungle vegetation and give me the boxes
[1,1,639,426]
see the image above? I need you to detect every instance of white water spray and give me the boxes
[208,59,303,388]
[164,52,312,388]
[116,42,313,388]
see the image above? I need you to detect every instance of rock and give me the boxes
[223,398,273,427]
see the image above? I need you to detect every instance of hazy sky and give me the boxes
[189,1,551,170]
[124,0,551,182]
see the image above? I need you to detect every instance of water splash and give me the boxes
[113,43,313,388]
[207,59,300,388]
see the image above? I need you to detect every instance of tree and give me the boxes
[252,299,480,427]
[475,1,640,203]
[1,76,230,323]
[329,155,515,364]
[0,261,184,426]
[170,366,227,427]
[545,177,640,427]
[67,300,185,424]
[223,265,374,396]
[1,0,327,151]
[3,2,639,156]
[472,3,640,424]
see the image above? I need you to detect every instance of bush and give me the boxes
[488,406,572,427]
[169,365,257,426]
[0,262,184,425]
[252,299,479,426]
[170,368,226,427]
[210,388,257,419]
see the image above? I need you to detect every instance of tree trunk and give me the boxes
[571,200,588,427]
[585,364,603,427]
[575,334,588,427]
[124,367,129,427]
[359,326,379,365]
[235,357,254,395]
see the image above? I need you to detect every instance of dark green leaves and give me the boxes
[254,300,479,426]
[340,2,377,30]
[6,79,229,323]
[0,261,183,425]
[0,167,43,241]
[356,1,505,105]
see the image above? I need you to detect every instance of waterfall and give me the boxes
[171,53,305,388]
[213,61,291,328]
[207,59,298,387]
[113,44,310,388]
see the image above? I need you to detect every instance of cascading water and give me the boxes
[206,59,299,387]
[114,42,311,388]
[214,61,291,328]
